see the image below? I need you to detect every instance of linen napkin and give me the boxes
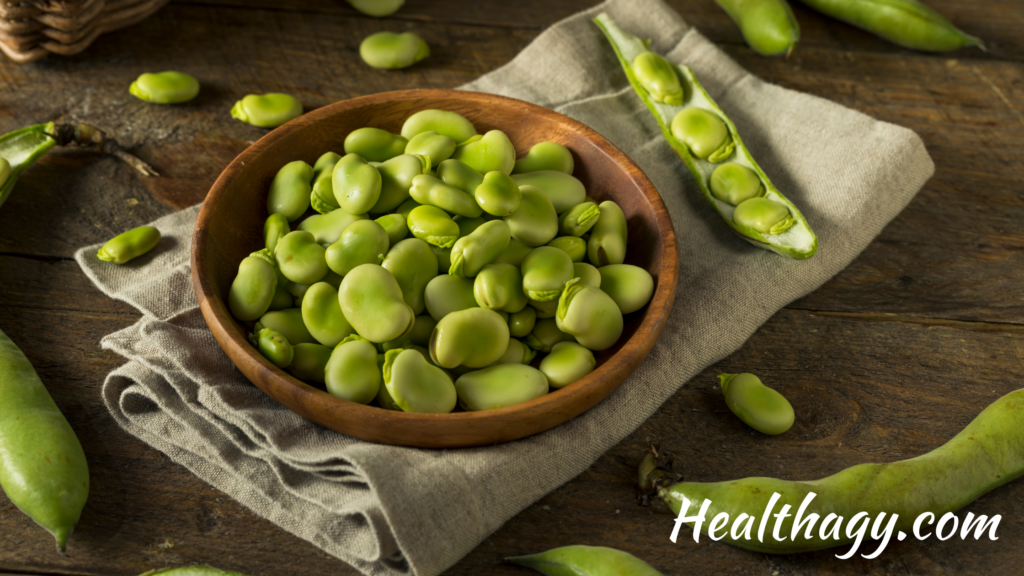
[75,0,935,574]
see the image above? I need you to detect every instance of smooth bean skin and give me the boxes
[556,278,623,351]
[715,0,800,56]
[375,213,408,245]
[474,263,528,313]
[346,0,404,17]
[449,220,511,277]
[452,130,516,176]
[454,215,487,237]
[574,262,602,288]
[511,171,586,214]
[325,219,390,276]
[474,171,522,216]
[138,566,250,576]
[429,307,510,368]
[507,306,536,338]
[523,317,575,352]
[130,71,200,104]
[494,238,533,266]
[455,363,548,411]
[599,264,654,314]
[587,201,627,266]
[512,141,574,175]
[437,158,484,193]
[267,160,313,222]
[360,32,430,69]
[424,274,478,322]
[799,0,983,52]
[264,213,290,253]
[288,343,331,383]
[719,373,794,435]
[0,329,89,552]
[546,235,586,262]
[507,545,665,576]
[733,197,793,234]
[231,93,303,128]
[343,128,408,162]
[558,201,600,236]
[407,204,459,248]
[491,338,535,365]
[338,264,415,343]
[503,185,559,247]
[404,130,456,166]
[324,336,380,404]
[257,308,316,345]
[432,245,452,274]
[300,282,356,347]
[371,154,428,213]
[671,107,733,162]
[396,198,421,220]
[256,328,293,368]
[297,208,367,245]
[332,153,382,215]
[528,296,559,320]
[409,174,482,218]
[228,253,278,321]
[632,51,684,105]
[269,270,294,311]
[382,238,438,315]
[310,152,342,213]
[710,162,763,206]
[384,349,457,413]
[401,109,477,145]
[403,315,437,347]
[539,341,596,389]
[521,246,574,302]
[275,231,328,284]
[96,225,161,264]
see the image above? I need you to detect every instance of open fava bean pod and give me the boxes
[594,14,817,259]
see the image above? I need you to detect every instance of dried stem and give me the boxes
[46,122,159,177]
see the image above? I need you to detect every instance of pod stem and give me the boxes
[46,121,158,177]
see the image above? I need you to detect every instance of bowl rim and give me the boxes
[191,88,678,447]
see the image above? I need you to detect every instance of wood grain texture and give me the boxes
[0,0,1021,574]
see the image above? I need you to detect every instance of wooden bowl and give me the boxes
[192,89,678,448]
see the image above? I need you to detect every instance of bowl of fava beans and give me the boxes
[192,89,678,447]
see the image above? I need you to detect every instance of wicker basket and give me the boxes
[0,0,170,63]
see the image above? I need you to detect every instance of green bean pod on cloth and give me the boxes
[715,0,801,56]
[655,388,1024,554]
[594,14,817,260]
[507,545,666,576]
[0,329,89,551]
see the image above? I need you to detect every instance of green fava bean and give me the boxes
[503,185,559,247]
[474,171,522,217]
[137,566,250,576]
[267,160,313,222]
[716,0,800,56]
[256,327,293,368]
[558,201,600,236]
[508,307,536,338]
[506,545,666,576]
[264,213,290,253]
[449,220,511,277]
[437,158,484,193]
[301,282,356,347]
[96,225,160,264]
[310,151,342,214]
[0,329,89,552]
[574,262,601,288]
[383,349,457,413]
[130,71,200,104]
[409,173,482,218]
[332,153,382,215]
[522,317,574,352]
[325,219,390,276]
[491,338,536,366]
[343,127,408,162]
[587,201,627,266]
[529,296,559,319]
[275,230,328,284]
[429,307,510,369]
[375,213,408,245]
[455,363,549,411]
[599,264,654,314]
[324,335,380,404]
[433,245,452,274]
[338,264,415,343]
[371,153,429,213]
[347,0,404,17]
[521,246,574,302]
[395,197,421,220]
[269,270,294,311]
[454,215,487,237]
[670,107,734,162]
[632,51,684,105]
[710,161,763,206]
[733,197,795,235]
[474,263,528,313]
[401,109,477,144]
[511,171,586,214]
[556,278,623,351]
[387,315,437,348]
[547,236,586,263]
[289,343,332,384]
[423,274,478,321]
[382,238,438,315]
[719,372,794,435]
[360,32,429,69]
[407,204,459,248]
[297,208,367,245]
[257,308,316,345]
[451,130,515,176]
[404,130,456,166]
[512,141,574,175]
[228,250,278,321]
[231,93,303,128]
[539,341,596,389]
[494,238,532,266]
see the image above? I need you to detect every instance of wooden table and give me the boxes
[0,1,1021,574]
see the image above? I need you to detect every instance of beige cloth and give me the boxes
[74,0,934,574]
